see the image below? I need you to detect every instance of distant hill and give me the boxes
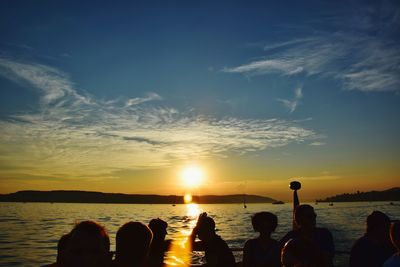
[317,187,400,202]
[0,190,276,204]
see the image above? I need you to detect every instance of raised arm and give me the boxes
[186,212,207,251]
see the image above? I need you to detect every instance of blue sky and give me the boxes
[0,1,399,199]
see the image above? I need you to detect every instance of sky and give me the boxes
[0,0,399,201]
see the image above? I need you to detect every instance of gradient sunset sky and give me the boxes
[0,1,399,201]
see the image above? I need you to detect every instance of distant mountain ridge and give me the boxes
[317,187,400,202]
[0,190,276,204]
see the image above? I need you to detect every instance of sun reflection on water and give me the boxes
[186,203,200,218]
[164,203,202,267]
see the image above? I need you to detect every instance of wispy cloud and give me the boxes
[223,34,347,77]
[0,57,81,105]
[263,37,317,52]
[277,87,303,113]
[223,3,400,93]
[222,57,305,76]
[341,40,400,92]
[0,58,319,180]
[225,34,400,92]
[309,141,326,146]
[125,92,162,107]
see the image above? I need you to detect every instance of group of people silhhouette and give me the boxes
[43,204,399,267]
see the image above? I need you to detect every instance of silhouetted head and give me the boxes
[115,221,153,267]
[56,233,71,264]
[390,221,400,250]
[251,212,278,234]
[366,211,390,236]
[64,220,111,267]
[149,218,168,241]
[294,205,316,230]
[197,216,216,242]
[281,238,324,267]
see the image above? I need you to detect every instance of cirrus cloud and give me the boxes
[223,2,400,93]
[0,57,319,180]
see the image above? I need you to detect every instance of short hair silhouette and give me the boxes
[294,204,316,227]
[148,218,170,267]
[350,211,395,267]
[64,220,110,267]
[115,221,153,267]
[149,218,168,236]
[251,211,278,233]
[366,210,390,234]
[56,233,71,264]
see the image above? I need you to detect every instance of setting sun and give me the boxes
[180,165,204,188]
[184,193,192,203]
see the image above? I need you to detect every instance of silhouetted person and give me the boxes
[41,233,71,267]
[188,212,235,267]
[350,211,396,267]
[281,237,327,267]
[243,212,280,267]
[56,233,71,266]
[148,218,171,267]
[280,204,334,267]
[114,221,153,267]
[64,220,112,267]
[383,221,400,266]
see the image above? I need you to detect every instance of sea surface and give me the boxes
[0,201,399,267]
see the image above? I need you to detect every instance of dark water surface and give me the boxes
[0,201,399,266]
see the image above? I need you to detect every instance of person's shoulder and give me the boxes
[270,238,279,246]
[315,227,333,237]
[352,234,369,245]
[164,239,172,248]
[316,227,331,233]
[286,229,297,234]
[216,234,227,240]
[268,238,280,252]
[244,238,258,249]
[351,234,371,251]
[244,238,258,245]
[383,253,400,267]
[215,234,229,245]
[280,230,299,242]
[215,235,233,251]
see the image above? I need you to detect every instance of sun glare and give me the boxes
[184,193,192,203]
[186,203,201,218]
[180,165,204,188]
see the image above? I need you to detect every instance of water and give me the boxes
[0,201,399,266]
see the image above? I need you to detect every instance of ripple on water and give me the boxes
[1,202,399,267]
[98,216,112,222]
[0,217,20,222]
